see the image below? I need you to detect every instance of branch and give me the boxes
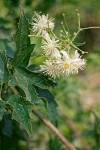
[32,108,76,150]
[9,86,76,150]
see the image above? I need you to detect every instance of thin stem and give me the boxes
[71,26,100,50]
[81,27,100,30]
[70,10,81,43]
[76,9,81,29]
[63,13,70,33]
[32,108,76,150]
[71,42,88,54]
[10,86,76,150]
[71,29,80,43]
[61,22,68,35]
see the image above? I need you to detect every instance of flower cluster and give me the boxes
[31,13,86,79]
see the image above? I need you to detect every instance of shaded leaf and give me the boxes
[93,112,100,145]
[0,51,9,83]
[48,136,65,150]
[0,99,5,121]
[2,113,13,137]
[34,86,58,123]
[73,41,86,47]
[8,95,33,135]
[15,67,57,89]
[13,67,39,104]
[10,67,56,104]
[13,9,35,67]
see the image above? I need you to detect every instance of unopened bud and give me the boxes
[62,13,65,16]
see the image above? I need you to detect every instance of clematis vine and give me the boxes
[31,12,87,79]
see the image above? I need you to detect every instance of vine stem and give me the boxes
[9,86,76,150]
[81,26,100,30]
[32,108,76,150]
[71,26,100,43]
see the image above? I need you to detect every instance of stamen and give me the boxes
[64,61,71,68]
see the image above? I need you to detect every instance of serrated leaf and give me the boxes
[13,68,39,104]
[13,9,35,67]
[0,51,9,82]
[8,95,33,135]
[15,67,57,89]
[9,67,56,104]
[34,86,58,123]
[0,99,5,121]
[2,113,13,137]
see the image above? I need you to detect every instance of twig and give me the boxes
[32,108,76,150]
[81,26,100,30]
[9,86,76,150]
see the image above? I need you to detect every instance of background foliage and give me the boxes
[0,0,100,150]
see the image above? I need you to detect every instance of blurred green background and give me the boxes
[0,0,100,150]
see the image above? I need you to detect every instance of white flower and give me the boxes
[42,33,61,59]
[40,60,59,79]
[40,50,86,79]
[48,21,54,30]
[59,50,86,76]
[32,13,54,35]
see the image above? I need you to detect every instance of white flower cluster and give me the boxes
[31,13,86,79]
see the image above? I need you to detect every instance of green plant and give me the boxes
[0,7,100,150]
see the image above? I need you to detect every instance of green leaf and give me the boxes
[19,67,57,88]
[73,41,86,47]
[13,67,39,104]
[0,51,9,83]
[10,67,56,104]
[0,99,5,121]
[2,113,13,137]
[48,136,66,150]
[13,9,35,67]
[8,95,33,135]
[93,112,100,145]
[30,35,43,56]
[34,86,58,123]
